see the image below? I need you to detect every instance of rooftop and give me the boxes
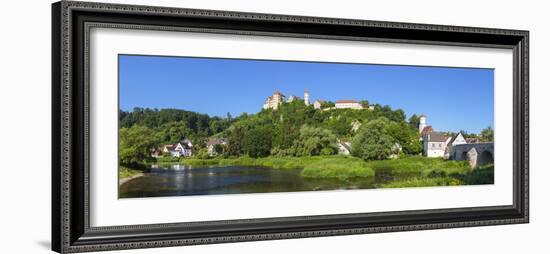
[335,100,358,103]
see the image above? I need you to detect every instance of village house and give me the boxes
[444,133,467,158]
[158,139,193,158]
[390,143,403,159]
[207,138,228,156]
[351,120,362,132]
[423,132,449,157]
[161,144,174,154]
[335,100,363,109]
[418,114,447,157]
[337,140,352,155]
[150,148,162,158]
[419,114,471,158]
[313,99,325,109]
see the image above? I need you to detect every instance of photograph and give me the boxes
[117,55,495,198]
[45,1,533,253]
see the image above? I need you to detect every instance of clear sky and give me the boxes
[119,55,494,134]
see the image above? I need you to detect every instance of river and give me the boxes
[119,164,403,198]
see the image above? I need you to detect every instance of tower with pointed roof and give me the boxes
[419,113,427,133]
[304,90,310,106]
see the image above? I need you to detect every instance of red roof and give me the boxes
[420,126,433,136]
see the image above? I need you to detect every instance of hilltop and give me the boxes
[118,96,423,166]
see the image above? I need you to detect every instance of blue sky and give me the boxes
[119,55,494,134]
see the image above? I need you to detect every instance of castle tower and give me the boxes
[419,113,427,133]
[304,90,310,105]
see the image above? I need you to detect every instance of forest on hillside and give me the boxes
[118,100,428,165]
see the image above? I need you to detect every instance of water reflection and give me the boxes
[119,165,397,198]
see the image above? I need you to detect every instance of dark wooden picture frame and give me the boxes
[52,1,529,253]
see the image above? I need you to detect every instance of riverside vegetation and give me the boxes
[118,99,494,188]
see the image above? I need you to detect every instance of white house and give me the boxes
[447,133,467,147]
[423,132,449,157]
[445,133,467,158]
[313,99,325,109]
[207,138,228,156]
[337,141,352,155]
[162,139,193,157]
[389,143,403,159]
[351,120,362,132]
[335,100,363,109]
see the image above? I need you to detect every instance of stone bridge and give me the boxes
[449,142,494,168]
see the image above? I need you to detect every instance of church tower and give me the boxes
[419,113,427,133]
[304,90,310,106]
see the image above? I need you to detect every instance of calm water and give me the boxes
[119,164,405,198]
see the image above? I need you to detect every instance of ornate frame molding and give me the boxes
[52,1,529,253]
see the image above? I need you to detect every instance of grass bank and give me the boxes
[119,166,144,185]
[364,156,471,176]
[379,164,494,188]
[172,156,375,180]
[157,155,492,185]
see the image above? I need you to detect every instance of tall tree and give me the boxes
[351,118,395,160]
[408,114,420,129]
[386,121,422,155]
[227,126,244,156]
[119,125,159,165]
[292,125,338,156]
[242,125,273,158]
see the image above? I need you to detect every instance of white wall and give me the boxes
[0,0,547,253]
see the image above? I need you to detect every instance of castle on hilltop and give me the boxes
[262,90,371,111]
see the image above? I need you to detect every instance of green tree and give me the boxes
[386,121,422,155]
[242,125,273,157]
[119,125,159,165]
[408,114,420,129]
[351,118,395,160]
[227,126,245,156]
[194,148,210,159]
[292,125,338,156]
[157,121,190,143]
[480,126,494,142]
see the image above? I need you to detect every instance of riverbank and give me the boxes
[119,166,144,185]
[160,156,375,180]
[378,163,494,188]
[157,155,481,181]
[128,156,493,191]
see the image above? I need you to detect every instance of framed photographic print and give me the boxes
[52,1,529,253]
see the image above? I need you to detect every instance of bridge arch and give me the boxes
[479,150,494,166]
[449,142,494,168]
